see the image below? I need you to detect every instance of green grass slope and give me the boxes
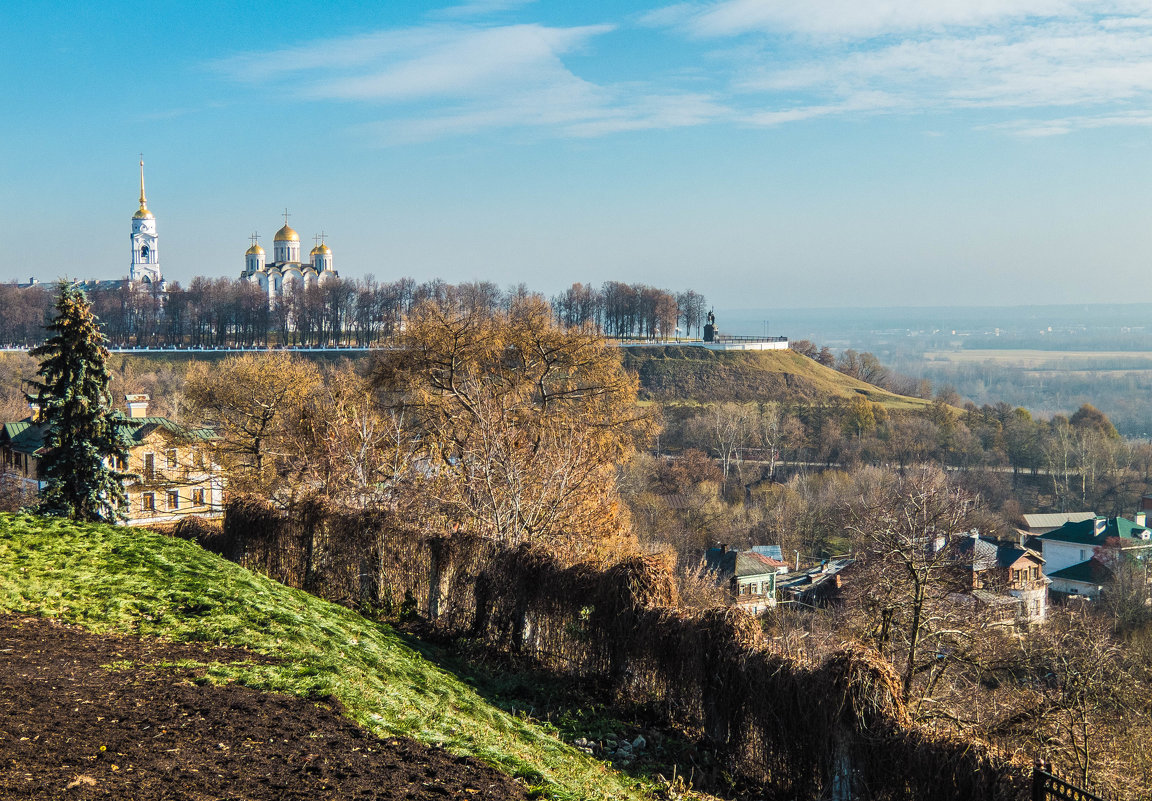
[623,346,931,411]
[0,513,649,801]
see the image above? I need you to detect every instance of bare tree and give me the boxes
[846,467,984,709]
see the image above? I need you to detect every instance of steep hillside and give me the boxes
[623,346,931,410]
[0,513,650,801]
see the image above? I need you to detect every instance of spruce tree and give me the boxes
[27,281,131,522]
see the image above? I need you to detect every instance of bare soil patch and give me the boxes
[0,614,529,800]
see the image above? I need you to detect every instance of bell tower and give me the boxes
[129,157,162,285]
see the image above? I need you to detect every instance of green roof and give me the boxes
[1,421,32,441]
[1,415,215,454]
[4,423,46,455]
[1039,516,1151,547]
[124,417,216,442]
[1047,559,1112,585]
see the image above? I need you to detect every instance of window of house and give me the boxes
[166,449,177,469]
[167,491,179,510]
[114,455,128,470]
[192,488,205,506]
[143,453,155,479]
[142,493,155,511]
[1030,566,1039,581]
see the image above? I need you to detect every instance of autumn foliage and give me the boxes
[371,297,656,560]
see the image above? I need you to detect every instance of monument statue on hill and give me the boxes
[703,309,717,342]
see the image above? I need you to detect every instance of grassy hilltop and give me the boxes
[623,346,932,410]
[0,513,652,801]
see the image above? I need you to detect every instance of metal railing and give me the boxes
[711,334,789,343]
[1033,761,1105,801]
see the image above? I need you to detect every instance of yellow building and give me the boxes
[0,394,223,525]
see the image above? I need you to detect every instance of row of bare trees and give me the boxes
[0,284,54,346]
[2,277,708,349]
[653,393,1148,514]
[552,282,708,338]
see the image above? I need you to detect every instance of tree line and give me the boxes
[0,277,708,349]
[652,395,1149,520]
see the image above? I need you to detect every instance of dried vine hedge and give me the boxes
[217,499,1029,800]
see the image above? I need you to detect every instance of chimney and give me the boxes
[1137,511,1147,527]
[125,394,150,419]
[28,401,41,422]
[1094,516,1107,536]
[719,544,729,554]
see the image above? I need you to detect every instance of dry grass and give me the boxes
[624,347,933,411]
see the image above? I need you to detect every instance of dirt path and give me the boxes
[0,615,529,800]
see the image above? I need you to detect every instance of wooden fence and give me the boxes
[186,499,1033,800]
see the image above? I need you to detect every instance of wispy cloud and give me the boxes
[213,21,731,143]
[300,25,613,102]
[646,0,1152,134]
[741,92,902,126]
[653,0,1103,39]
[983,110,1152,136]
[428,0,538,20]
[212,3,1152,142]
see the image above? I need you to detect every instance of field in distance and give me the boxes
[924,349,1152,368]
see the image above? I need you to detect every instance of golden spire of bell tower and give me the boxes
[138,154,148,209]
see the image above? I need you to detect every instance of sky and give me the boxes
[3,0,1152,311]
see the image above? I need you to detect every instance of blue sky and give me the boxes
[4,0,1152,310]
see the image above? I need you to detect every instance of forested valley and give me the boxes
[3,286,1152,800]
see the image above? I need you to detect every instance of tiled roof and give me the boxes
[953,536,1043,571]
[1,421,32,441]
[1039,516,1152,547]
[776,559,854,602]
[659,493,692,510]
[123,417,216,442]
[995,544,1043,569]
[1047,558,1113,585]
[2,415,215,453]
[751,545,784,561]
[705,548,786,578]
[972,588,1022,606]
[4,422,46,454]
[1022,512,1095,530]
[955,535,1000,571]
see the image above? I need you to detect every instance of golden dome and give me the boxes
[246,243,266,256]
[274,224,300,242]
[310,243,332,255]
[133,204,154,219]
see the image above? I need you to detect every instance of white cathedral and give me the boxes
[129,159,163,286]
[119,161,337,301]
[240,212,338,303]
